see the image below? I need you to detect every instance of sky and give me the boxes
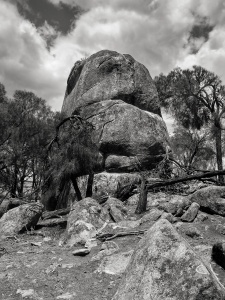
[1,0,225,129]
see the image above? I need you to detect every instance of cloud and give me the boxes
[1,0,225,115]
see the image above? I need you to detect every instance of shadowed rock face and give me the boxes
[62,50,170,172]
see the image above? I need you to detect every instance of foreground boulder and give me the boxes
[188,186,225,216]
[112,219,225,300]
[0,203,43,236]
[62,50,170,173]
[61,197,110,247]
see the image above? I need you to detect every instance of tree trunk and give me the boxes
[56,179,71,209]
[86,173,94,197]
[11,165,18,198]
[135,176,148,214]
[71,174,82,201]
[215,126,224,183]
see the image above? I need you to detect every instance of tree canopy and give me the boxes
[155,66,225,181]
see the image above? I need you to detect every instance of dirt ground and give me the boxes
[1,197,225,300]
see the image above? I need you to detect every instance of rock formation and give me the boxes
[112,219,225,299]
[188,186,225,216]
[0,202,43,236]
[62,50,170,176]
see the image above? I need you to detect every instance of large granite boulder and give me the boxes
[112,219,225,300]
[188,186,225,216]
[0,203,43,236]
[62,50,170,172]
[63,50,160,115]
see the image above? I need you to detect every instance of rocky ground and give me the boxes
[1,189,225,299]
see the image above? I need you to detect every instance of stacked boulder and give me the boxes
[61,50,171,198]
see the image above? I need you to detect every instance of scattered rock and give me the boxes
[126,194,139,206]
[56,292,77,299]
[194,212,209,223]
[72,248,90,256]
[117,219,140,229]
[181,202,200,222]
[160,212,177,223]
[184,225,202,238]
[92,241,119,261]
[112,219,225,300]
[103,197,127,222]
[174,207,184,217]
[212,242,225,270]
[139,208,162,224]
[60,197,110,247]
[0,203,43,236]
[215,224,225,235]
[158,202,177,214]
[188,186,225,216]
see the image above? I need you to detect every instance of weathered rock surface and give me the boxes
[160,212,177,223]
[103,197,127,222]
[181,202,200,222]
[188,186,225,216]
[63,50,161,116]
[0,203,43,236]
[112,219,225,300]
[61,197,110,247]
[176,223,202,238]
[62,50,170,172]
[139,208,162,224]
[0,198,21,218]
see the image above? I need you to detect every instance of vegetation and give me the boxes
[0,88,55,199]
[42,113,100,210]
[155,66,225,182]
[1,63,225,213]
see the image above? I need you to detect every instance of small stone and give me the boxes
[140,208,162,224]
[161,212,177,223]
[184,226,201,238]
[181,202,200,222]
[194,212,208,223]
[216,224,225,235]
[72,248,90,256]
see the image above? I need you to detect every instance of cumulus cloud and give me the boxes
[1,0,225,113]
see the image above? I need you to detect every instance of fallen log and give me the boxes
[42,207,71,220]
[37,217,67,227]
[146,169,225,190]
[96,230,146,242]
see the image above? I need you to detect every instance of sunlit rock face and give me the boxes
[62,50,170,172]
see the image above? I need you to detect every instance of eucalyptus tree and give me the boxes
[0,89,54,198]
[155,66,225,182]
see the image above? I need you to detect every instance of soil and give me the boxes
[1,194,225,300]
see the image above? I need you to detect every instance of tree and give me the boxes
[0,90,55,198]
[43,113,100,210]
[155,66,225,182]
[170,125,216,175]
